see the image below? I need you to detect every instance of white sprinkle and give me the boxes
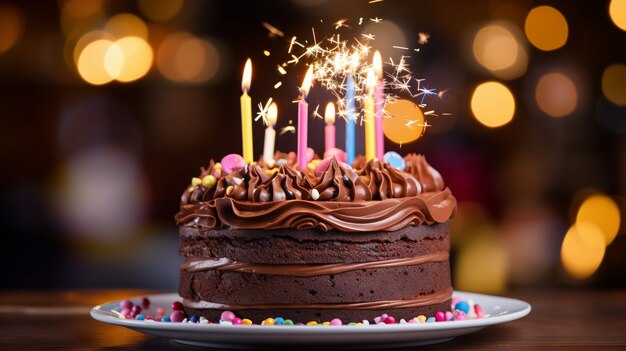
[274,82,282,89]
[278,66,287,75]
[220,320,233,325]
[311,188,320,200]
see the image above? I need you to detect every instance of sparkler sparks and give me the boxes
[417,32,430,45]
[262,22,284,38]
[256,98,274,126]
[265,16,444,140]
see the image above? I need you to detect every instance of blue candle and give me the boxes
[345,74,355,165]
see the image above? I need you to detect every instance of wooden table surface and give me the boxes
[0,289,625,350]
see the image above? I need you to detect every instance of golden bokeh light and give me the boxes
[609,0,626,31]
[77,39,115,85]
[535,72,578,117]
[60,0,103,35]
[105,13,148,40]
[561,222,606,279]
[470,81,515,128]
[382,99,425,144]
[0,3,24,54]
[105,36,153,83]
[138,0,183,22]
[73,30,114,65]
[576,194,621,246]
[156,33,220,84]
[525,6,568,51]
[472,23,528,80]
[455,235,509,294]
[601,64,626,106]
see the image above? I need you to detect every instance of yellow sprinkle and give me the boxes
[307,163,316,170]
[263,50,270,56]
[202,175,216,188]
[306,321,318,326]
[356,322,363,326]
[213,163,222,170]
[417,315,426,323]
[226,185,234,196]
[242,318,252,325]
[191,177,201,186]
[310,159,321,166]
[263,318,275,326]
[322,321,330,326]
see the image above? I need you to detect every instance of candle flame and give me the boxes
[325,102,336,124]
[268,102,278,127]
[373,50,382,79]
[366,67,376,95]
[242,58,252,92]
[301,65,314,97]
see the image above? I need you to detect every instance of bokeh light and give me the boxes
[77,39,115,85]
[535,72,578,117]
[382,99,424,144]
[472,22,528,79]
[105,36,153,83]
[361,20,407,61]
[561,222,606,279]
[73,30,115,66]
[0,2,24,54]
[525,6,568,51]
[470,81,515,128]
[156,32,220,83]
[59,0,103,36]
[609,0,626,31]
[455,234,509,293]
[576,194,621,246]
[105,13,148,40]
[601,64,626,106]
[138,0,184,22]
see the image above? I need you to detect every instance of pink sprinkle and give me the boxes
[120,300,133,310]
[141,297,150,309]
[306,148,315,162]
[156,307,165,317]
[221,154,246,174]
[232,318,242,325]
[170,310,186,323]
[171,301,184,311]
[435,312,446,322]
[373,316,382,323]
[475,304,484,318]
[330,318,343,326]
[383,316,396,324]
[121,308,130,316]
[455,313,467,321]
[220,310,236,322]
[323,148,347,162]
[407,318,418,324]
[445,311,454,321]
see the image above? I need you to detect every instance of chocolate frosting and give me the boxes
[183,287,453,310]
[181,251,448,277]
[176,154,456,232]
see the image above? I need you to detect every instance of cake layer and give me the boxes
[179,222,449,264]
[179,261,450,305]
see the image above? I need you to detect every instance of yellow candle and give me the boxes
[365,68,376,161]
[240,58,253,164]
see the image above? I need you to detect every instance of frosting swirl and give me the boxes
[175,154,456,232]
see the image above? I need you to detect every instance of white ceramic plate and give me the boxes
[91,291,530,349]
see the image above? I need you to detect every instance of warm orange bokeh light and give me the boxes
[156,33,220,84]
[609,0,626,31]
[77,39,115,85]
[105,36,153,83]
[105,13,148,40]
[525,6,568,51]
[561,222,606,279]
[601,64,626,106]
[0,3,24,54]
[470,81,515,128]
[535,72,578,117]
[576,194,621,246]
[383,99,425,144]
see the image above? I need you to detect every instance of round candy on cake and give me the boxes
[175,154,456,323]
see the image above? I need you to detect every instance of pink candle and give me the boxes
[373,51,384,160]
[298,66,314,171]
[324,102,336,152]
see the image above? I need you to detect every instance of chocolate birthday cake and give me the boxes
[175,154,456,322]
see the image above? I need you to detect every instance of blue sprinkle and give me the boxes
[274,317,285,325]
[383,151,406,171]
[426,317,436,323]
[276,158,287,166]
[135,314,145,320]
[162,316,171,322]
[454,301,470,314]
[189,315,199,323]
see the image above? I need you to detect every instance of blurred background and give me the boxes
[0,0,625,292]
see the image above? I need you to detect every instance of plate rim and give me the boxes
[90,290,531,334]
